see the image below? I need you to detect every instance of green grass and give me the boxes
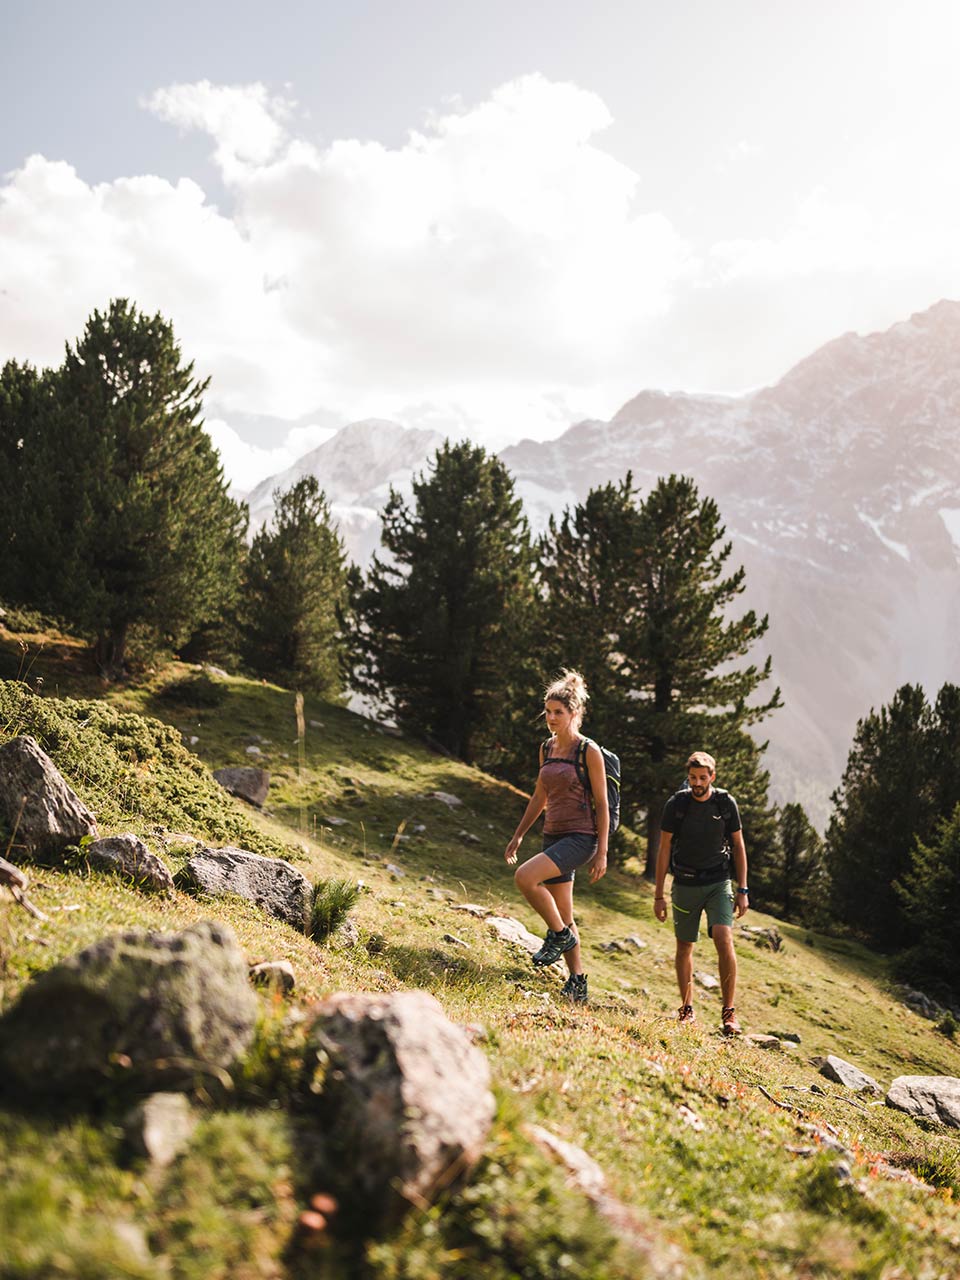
[1,624,960,1278]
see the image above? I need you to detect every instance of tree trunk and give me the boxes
[644,808,661,880]
[93,622,128,681]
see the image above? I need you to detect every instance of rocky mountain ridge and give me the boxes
[240,300,960,822]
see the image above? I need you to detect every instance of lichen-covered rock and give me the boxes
[124,1093,197,1166]
[177,846,311,931]
[213,767,270,807]
[303,990,494,1223]
[85,834,175,894]
[0,920,257,1097]
[0,735,97,859]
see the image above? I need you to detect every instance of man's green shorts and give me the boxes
[671,879,735,942]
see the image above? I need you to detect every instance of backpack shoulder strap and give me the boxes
[575,737,593,793]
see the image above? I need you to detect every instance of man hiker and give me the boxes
[653,751,749,1035]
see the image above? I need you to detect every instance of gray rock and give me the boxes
[125,1092,197,1166]
[442,933,470,948]
[0,736,97,859]
[85,835,175,894]
[744,1034,782,1050]
[0,920,257,1095]
[818,1055,882,1095]
[886,1076,960,1126]
[249,960,296,993]
[623,934,647,952]
[334,917,361,949]
[695,971,720,990]
[303,990,494,1222]
[213,766,270,807]
[177,846,311,931]
[429,791,462,808]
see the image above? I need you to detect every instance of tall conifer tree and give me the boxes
[355,441,536,764]
[49,300,247,675]
[826,684,932,947]
[239,477,353,696]
[538,473,780,872]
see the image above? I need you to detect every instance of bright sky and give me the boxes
[3,0,959,491]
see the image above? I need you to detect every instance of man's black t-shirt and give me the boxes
[661,790,741,873]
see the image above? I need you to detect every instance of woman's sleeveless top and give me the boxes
[541,736,595,835]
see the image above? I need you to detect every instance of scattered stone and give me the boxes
[0,736,98,860]
[303,990,494,1222]
[598,939,627,953]
[245,745,263,757]
[385,863,405,877]
[124,1092,197,1166]
[450,903,490,918]
[177,846,311,932]
[429,791,463,808]
[886,1076,960,1127]
[744,1034,782,1050]
[413,823,427,833]
[323,816,348,826]
[769,1031,802,1043]
[188,736,199,746]
[678,1105,704,1131]
[526,1124,690,1277]
[335,918,361,949]
[797,1122,850,1154]
[893,985,944,1020]
[457,830,481,844]
[84,835,175,894]
[0,920,257,1095]
[817,1055,882,1096]
[695,971,720,990]
[623,934,647,952]
[249,960,296,993]
[486,914,561,965]
[740,924,783,951]
[443,933,470,948]
[308,720,325,729]
[213,766,270,807]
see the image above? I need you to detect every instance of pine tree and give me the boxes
[355,441,536,764]
[768,802,826,922]
[49,300,247,675]
[826,684,933,947]
[239,477,353,696]
[895,806,960,1004]
[0,361,68,608]
[538,473,780,873]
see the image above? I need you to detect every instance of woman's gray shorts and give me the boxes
[542,831,598,884]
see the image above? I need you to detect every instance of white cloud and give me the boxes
[1,71,958,492]
[205,417,338,495]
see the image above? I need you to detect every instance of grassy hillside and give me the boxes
[1,624,959,1279]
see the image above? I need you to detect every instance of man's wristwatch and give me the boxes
[736,886,749,895]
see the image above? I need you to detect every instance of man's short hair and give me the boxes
[686,751,716,773]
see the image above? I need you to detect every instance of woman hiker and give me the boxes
[504,670,609,1003]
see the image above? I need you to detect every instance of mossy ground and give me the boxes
[1,625,959,1279]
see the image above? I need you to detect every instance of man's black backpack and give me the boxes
[541,737,622,833]
[668,785,736,880]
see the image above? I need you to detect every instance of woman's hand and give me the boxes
[588,850,608,883]
[504,835,521,866]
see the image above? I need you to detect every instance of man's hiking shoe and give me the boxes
[532,926,577,967]
[677,1004,696,1025]
[721,1006,742,1036]
[561,973,588,1004]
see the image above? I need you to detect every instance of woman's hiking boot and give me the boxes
[677,1004,696,1025]
[721,1006,742,1036]
[532,926,577,967]
[561,973,588,1004]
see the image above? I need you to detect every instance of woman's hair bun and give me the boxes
[544,668,589,716]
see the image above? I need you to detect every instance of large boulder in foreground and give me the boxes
[213,767,270,808]
[177,846,311,931]
[816,1055,882,1095]
[304,990,495,1223]
[0,735,97,859]
[0,920,257,1097]
[886,1076,960,1127]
